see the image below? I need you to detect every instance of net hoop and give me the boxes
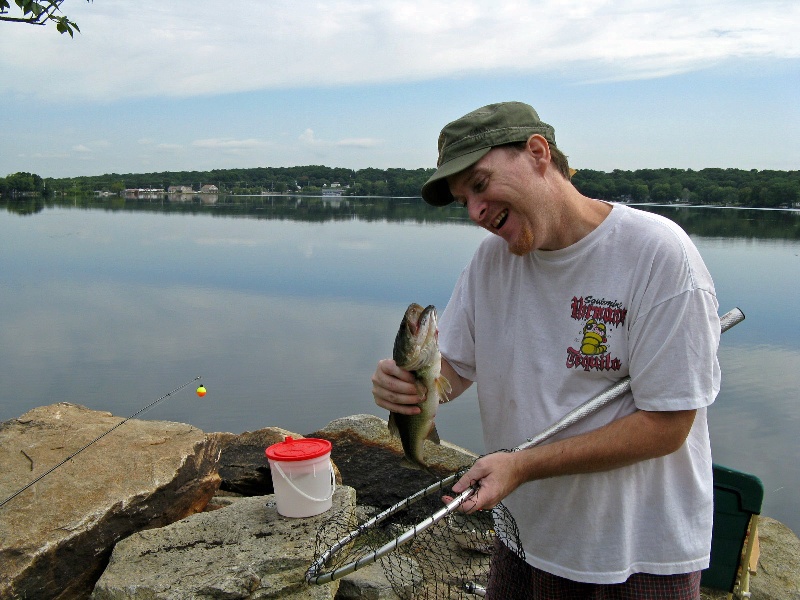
[305,471,473,584]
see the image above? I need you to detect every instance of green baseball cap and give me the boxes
[421,102,557,206]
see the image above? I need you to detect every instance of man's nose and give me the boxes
[467,196,488,223]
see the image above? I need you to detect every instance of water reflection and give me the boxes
[8,194,798,238]
[0,198,798,534]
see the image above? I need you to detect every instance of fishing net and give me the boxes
[307,465,525,599]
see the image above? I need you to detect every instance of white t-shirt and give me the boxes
[439,203,721,584]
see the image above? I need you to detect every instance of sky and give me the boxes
[1,0,798,179]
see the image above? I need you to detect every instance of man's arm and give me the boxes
[440,357,472,401]
[448,408,697,511]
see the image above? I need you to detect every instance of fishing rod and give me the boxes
[0,376,203,510]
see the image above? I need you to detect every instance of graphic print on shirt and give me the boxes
[566,296,627,372]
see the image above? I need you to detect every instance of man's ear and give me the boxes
[526,134,552,172]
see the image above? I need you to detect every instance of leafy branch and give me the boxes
[0,0,91,37]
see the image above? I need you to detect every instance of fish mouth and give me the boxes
[394,303,439,369]
[417,305,437,339]
[403,303,425,336]
[491,208,508,230]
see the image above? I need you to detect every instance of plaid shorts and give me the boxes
[486,539,701,600]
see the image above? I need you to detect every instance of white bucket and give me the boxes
[265,436,335,518]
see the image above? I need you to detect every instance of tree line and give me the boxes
[572,167,799,208]
[2,166,798,208]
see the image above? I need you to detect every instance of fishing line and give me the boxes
[307,308,746,598]
[0,375,202,510]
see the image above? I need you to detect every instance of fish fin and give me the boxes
[387,412,400,438]
[400,457,424,471]
[435,375,452,403]
[426,422,441,445]
[400,457,438,477]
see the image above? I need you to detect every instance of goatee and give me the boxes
[509,226,535,256]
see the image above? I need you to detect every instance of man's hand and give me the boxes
[372,357,473,414]
[371,359,422,415]
[443,451,526,513]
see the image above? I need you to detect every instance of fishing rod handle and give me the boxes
[720,307,745,333]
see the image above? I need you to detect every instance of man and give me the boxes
[372,102,721,598]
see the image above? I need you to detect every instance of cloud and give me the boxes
[298,129,318,145]
[72,144,92,153]
[1,0,797,102]
[191,138,269,153]
[28,151,71,159]
[337,138,382,148]
[300,129,382,148]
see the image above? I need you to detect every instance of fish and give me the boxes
[388,303,452,471]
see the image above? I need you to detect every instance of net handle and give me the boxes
[307,307,745,585]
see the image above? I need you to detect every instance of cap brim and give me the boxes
[421,147,492,206]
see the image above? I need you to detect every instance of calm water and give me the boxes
[1,197,798,534]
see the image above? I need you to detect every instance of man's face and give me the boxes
[446,144,549,255]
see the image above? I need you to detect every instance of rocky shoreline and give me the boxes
[1,403,798,599]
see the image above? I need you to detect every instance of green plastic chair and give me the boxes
[701,464,764,599]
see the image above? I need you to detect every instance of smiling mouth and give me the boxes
[491,209,508,230]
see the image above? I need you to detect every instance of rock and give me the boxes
[750,516,800,599]
[0,403,220,600]
[335,562,402,600]
[91,487,358,599]
[308,414,477,510]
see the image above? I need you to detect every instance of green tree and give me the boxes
[0,0,90,36]
[4,172,42,193]
[649,182,674,203]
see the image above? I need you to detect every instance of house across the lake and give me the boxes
[123,188,166,199]
[200,184,219,193]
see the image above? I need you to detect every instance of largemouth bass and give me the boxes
[388,303,451,471]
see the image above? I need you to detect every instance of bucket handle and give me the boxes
[272,460,336,503]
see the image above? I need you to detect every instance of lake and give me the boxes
[1,195,798,535]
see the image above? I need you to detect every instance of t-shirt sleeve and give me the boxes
[438,266,478,382]
[628,287,721,411]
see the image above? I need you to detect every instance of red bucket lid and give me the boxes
[265,436,332,462]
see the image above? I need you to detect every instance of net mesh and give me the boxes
[310,466,525,599]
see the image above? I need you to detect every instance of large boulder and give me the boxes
[91,487,357,599]
[0,403,220,599]
[751,516,800,599]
